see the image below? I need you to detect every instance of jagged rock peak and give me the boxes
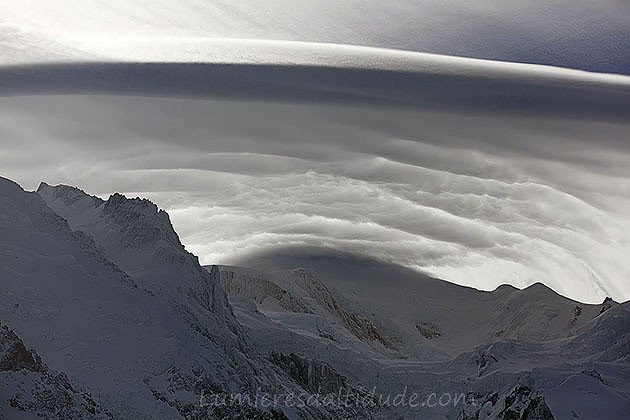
[37,181,103,207]
[103,192,183,249]
[105,192,161,217]
[599,296,616,314]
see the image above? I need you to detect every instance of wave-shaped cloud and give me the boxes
[1,0,629,73]
[2,72,629,303]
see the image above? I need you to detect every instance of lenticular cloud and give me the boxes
[1,78,629,303]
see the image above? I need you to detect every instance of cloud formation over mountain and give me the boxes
[1,58,629,303]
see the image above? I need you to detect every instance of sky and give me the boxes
[1,0,629,73]
[1,1,630,303]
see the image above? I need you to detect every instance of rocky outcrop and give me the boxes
[459,385,554,420]
[145,365,289,420]
[416,322,441,339]
[102,192,184,250]
[476,353,499,378]
[269,352,347,395]
[0,321,112,419]
[268,352,385,420]
[599,297,615,315]
[219,268,312,314]
[292,269,396,349]
[0,323,45,373]
[569,305,582,327]
[499,385,555,420]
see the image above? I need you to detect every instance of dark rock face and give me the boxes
[520,398,555,420]
[580,369,607,385]
[269,352,347,395]
[569,305,583,327]
[267,352,386,420]
[500,385,555,420]
[476,352,498,378]
[0,321,112,419]
[103,192,184,250]
[219,268,313,314]
[599,297,615,315]
[0,323,44,373]
[293,269,396,349]
[416,322,441,339]
[146,365,289,420]
[458,385,555,420]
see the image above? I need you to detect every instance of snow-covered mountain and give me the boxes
[2,176,629,419]
[4,177,390,419]
[211,264,630,419]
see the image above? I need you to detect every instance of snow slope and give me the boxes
[34,179,397,419]
[3,177,372,419]
[213,263,630,419]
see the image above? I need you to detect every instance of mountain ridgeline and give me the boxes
[0,177,628,419]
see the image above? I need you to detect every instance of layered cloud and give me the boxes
[2,65,629,303]
[1,0,629,73]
